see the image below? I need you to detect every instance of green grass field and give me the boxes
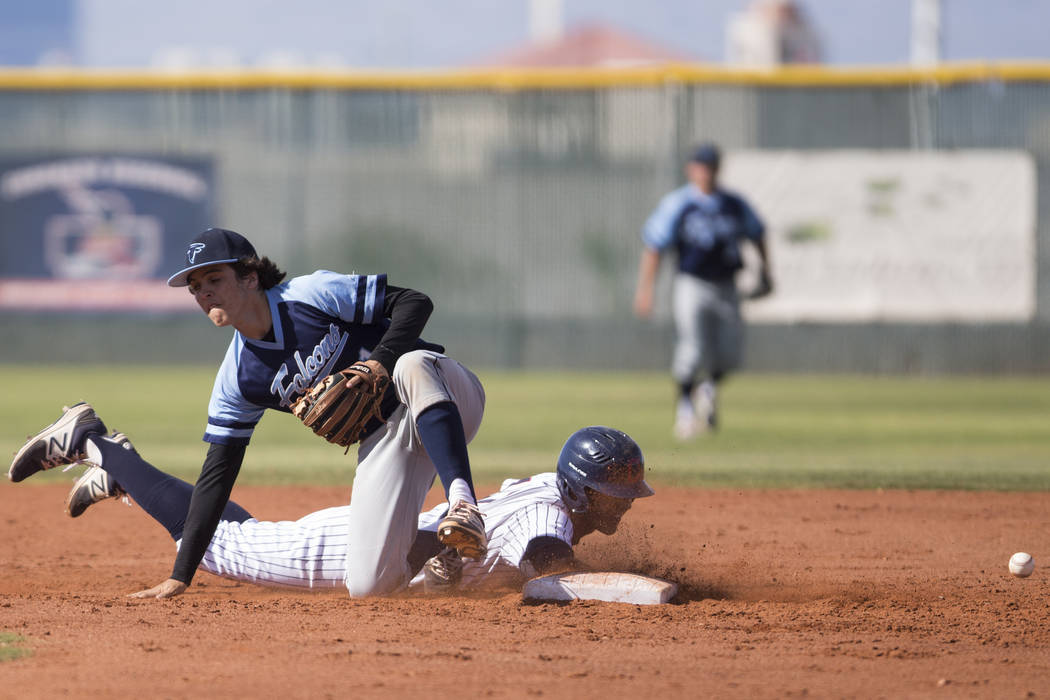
[2,365,1048,491]
[0,632,31,663]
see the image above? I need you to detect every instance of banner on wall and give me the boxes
[0,155,214,311]
[724,150,1036,323]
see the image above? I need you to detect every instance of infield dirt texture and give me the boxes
[1,370,1049,697]
[2,484,1049,697]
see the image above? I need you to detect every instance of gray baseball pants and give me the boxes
[671,273,743,384]
[344,350,485,597]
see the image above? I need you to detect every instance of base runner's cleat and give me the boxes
[436,500,487,559]
[63,433,134,518]
[8,403,107,483]
[65,466,127,518]
[423,547,464,593]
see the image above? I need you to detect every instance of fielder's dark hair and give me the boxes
[232,256,286,290]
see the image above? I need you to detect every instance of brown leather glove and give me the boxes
[291,362,391,448]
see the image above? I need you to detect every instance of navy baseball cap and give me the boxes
[689,143,721,168]
[167,228,258,287]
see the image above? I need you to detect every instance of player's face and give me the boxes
[686,162,717,193]
[585,488,633,535]
[186,264,258,328]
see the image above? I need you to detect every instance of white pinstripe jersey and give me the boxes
[416,472,574,589]
[194,472,574,591]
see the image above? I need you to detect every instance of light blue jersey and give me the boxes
[643,184,764,281]
[204,270,440,446]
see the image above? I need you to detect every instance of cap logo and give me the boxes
[187,242,206,264]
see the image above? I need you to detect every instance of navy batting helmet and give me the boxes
[556,426,654,515]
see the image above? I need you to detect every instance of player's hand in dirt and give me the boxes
[129,578,188,599]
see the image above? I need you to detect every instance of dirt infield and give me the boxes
[2,484,1048,699]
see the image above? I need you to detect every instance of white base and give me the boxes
[523,571,678,605]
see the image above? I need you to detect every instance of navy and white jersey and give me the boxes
[643,184,765,281]
[204,270,440,446]
[416,472,574,589]
[194,472,574,591]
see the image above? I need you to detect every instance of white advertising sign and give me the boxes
[724,150,1036,322]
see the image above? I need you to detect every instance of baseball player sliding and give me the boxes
[9,416,652,594]
[9,228,489,599]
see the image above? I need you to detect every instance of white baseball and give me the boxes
[1008,552,1034,578]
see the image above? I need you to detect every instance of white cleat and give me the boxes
[8,403,107,482]
[674,396,703,441]
[695,381,718,432]
[63,432,134,518]
[437,500,487,559]
[65,466,127,518]
[423,547,463,594]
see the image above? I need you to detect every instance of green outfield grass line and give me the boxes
[1,366,1048,491]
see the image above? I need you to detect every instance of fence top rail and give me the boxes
[0,61,1048,91]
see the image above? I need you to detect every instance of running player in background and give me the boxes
[11,416,652,594]
[6,228,488,599]
[633,143,773,439]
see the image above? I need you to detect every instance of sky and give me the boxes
[2,0,1049,68]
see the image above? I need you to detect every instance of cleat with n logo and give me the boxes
[8,403,107,482]
[48,434,69,454]
[64,433,133,517]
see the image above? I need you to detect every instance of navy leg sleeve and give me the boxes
[90,437,252,541]
[415,401,476,499]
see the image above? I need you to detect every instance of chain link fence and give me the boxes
[1,68,1048,371]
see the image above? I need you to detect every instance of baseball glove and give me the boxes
[291,362,390,449]
[744,268,774,301]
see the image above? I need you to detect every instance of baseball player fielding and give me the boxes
[135,227,489,599]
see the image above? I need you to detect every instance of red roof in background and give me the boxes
[478,23,697,68]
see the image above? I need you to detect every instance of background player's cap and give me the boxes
[167,228,258,287]
[689,142,721,169]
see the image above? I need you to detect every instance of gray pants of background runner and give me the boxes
[345,349,485,597]
[671,273,743,384]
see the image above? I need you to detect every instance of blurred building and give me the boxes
[726,0,822,66]
[432,23,700,176]
[479,23,694,68]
